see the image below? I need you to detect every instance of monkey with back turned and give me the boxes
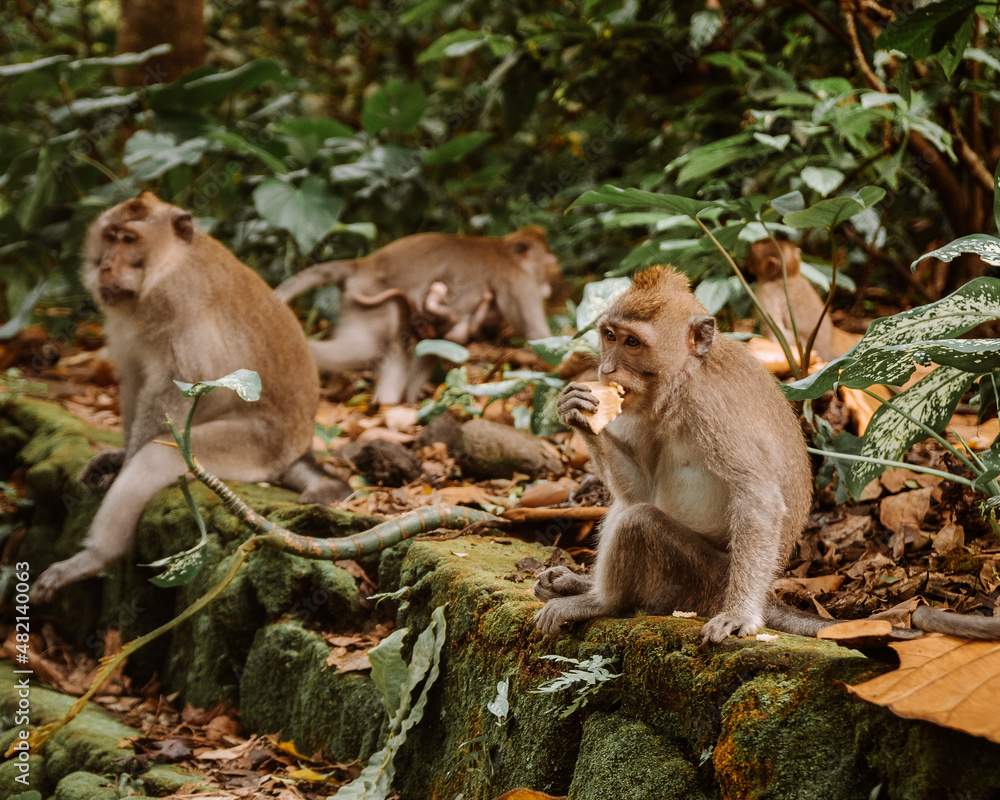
[31,193,349,602]
[274,228,558,405]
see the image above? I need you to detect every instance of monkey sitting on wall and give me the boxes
[532,265,1000,642]
[745,237,839,363]
[32,193,349,603]
[274,228,558,405]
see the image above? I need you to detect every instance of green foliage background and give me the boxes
[1,0,998,338]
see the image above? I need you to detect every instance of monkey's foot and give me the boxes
[700,612,764,644]
[31,551,106,604]
[533,566,591,600]
[79,449,126,490]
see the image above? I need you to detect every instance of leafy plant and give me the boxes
[531,653,619,717]
[336,605,448,800]
[451,679,511,791]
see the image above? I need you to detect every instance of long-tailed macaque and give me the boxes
[350,281,495,345]
[274,228,557,405]
[31,193,348,603]
[533,266,1000,642]
[745,238,838,363]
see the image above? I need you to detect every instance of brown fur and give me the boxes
[274,228,558,404]
[534,265,817,643]
[745,239,838,362]
[32,193,347,603]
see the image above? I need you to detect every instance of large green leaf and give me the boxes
[148,60,285,110]
[575,277,632,331]
[875,0,978,61]
[570,185,722,218]
[252,176,344,253]
[840,340,1000,390]
[124,132,212,181]
[174,369,262,402]
[911,234,1000,269]
[424,132,492,165]
[800,167,844,197]
[847,366,974,497]
[336,606,447,800]
[368,627,409,719]
[417,30,515,63]
[782,186,885,229]
[414,339,470,362]
[361,80,427,137]
[783,277,1000,401]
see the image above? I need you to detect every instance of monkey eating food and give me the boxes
[274,227,558,405]
[31,192,349,603]
[533,265,822,643]
[533,265,1000,642]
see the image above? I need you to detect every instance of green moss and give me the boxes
[239,620,386,761]
[52,770,118,800]
[0,754,46,798]
[569,712,708,800]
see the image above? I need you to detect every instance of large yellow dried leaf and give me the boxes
[846,634,1000,743]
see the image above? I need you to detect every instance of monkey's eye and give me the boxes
[118,232,137,244]
[603,328,615,342]
[624,335,640,348]
[104,231,116,243]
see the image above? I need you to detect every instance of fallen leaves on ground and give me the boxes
[844,634,1000,744]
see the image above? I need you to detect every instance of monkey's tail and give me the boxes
[911,606,1000,640]
[274,259,357,302]
[764,600,838,637]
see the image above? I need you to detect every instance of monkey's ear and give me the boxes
[511,240,531,258]
[172,212,194,243]
[688,315,716,357]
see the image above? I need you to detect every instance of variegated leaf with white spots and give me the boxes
[783,277,1000,401]
[911,234,1000,269]
[846,366,974,498]
[839,339,1000,389]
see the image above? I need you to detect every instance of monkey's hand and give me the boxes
[557,382,600,431]
[700,611,764,644]
[533,566,592,600]
[79,449,126,491]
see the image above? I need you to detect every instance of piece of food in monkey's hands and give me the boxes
[577,381,625,433]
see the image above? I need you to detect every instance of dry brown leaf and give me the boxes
[818,619,894,648]
[845,635,1000,744]
[839,386,882,435]
[880,468,942,494]
[774,574,844,595]
[879,488,933,536]
[326,649,372,673]
[946,415,1000,452]
[490,791,568,800]
[432,485,502,507]
[932,523,965,555]
[519,477,578,508]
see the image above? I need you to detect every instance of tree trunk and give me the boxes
[116,0,204,86]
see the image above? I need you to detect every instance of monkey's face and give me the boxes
[83,193,194,309]
[596,318,658,410]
